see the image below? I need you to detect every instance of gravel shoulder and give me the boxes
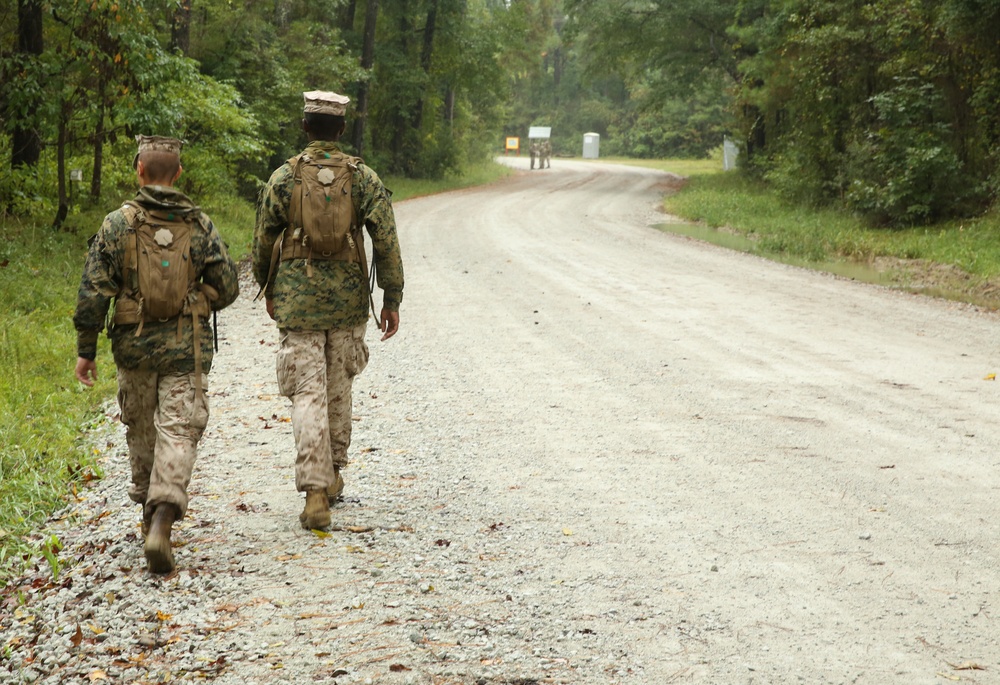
[3,157,1000,685]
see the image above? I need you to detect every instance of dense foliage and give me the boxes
[0,0,516,224]
[566,0,1000,225]
[4,0,1000,225]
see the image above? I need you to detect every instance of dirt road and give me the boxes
[4,157,1000,685]
[397,157,1000,683]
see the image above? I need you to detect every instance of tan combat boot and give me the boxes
[300,489,331,530]
[144,504,178,574]
[326,466,345,505]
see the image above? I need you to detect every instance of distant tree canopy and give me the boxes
[565,0,1000,225]
[0,0,514,224]
[3,0,1000,226]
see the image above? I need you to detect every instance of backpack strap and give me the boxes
[119,201,146,335]
[255,155,303,301]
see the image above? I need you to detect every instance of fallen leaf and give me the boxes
[216,604,239,613]
[937,674,960,681]
[155,611,172,621]
[276,554,302,561]
[985,374,996,381]
[562,528,573,536]
[947,661,986,671]
[312,530,331,539]
[88,670,109,682]
[88,624,106,635]
[70,624,83,647]
[389,664,411,672]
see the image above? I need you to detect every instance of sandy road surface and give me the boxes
[4,157,1000,685]
[397,157,1000,682]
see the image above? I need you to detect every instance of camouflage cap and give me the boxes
[303,90,350,116]
[132,135,183,169]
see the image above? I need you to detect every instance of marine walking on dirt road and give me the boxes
[73,135,240,574]
[252,90,404,531]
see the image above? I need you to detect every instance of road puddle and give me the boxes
[654,221,995,308]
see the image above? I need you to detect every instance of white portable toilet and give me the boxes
[582,132,600,159]
[723,137,739,171]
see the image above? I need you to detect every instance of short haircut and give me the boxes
[304,112,346,140]
[138,151,180,183]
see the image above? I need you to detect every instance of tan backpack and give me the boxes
[258,150,379,323]
[113,201,217,394]
[282,150,362,271]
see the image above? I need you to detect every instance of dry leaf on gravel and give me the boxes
[947,661,986,671]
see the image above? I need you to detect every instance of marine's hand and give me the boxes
[265,297,275,320]
[75,358,97,387]
[380,309,399,341]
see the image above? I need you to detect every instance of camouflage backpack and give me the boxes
[257,150,380,323]
[282,150,363,271]
[113,201,217,392]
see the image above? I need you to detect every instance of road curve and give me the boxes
[391,156,1000,682]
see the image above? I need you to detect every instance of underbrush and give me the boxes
[665,172,1000,278]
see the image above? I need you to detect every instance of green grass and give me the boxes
[665,172,1000,278]
[0,159,513,582]
[592,156,725,178]
[385,159,515,201]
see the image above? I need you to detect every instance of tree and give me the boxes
[9,0,43,169]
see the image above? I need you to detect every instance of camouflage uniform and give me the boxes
[252,140,403,493]
[541,140,552,168]
[530,142,540,170]
[74,185,239,518]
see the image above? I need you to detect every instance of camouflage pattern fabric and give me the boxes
[276,326,369,491]
[118,368,209,518]
[73,185,239,372]
[252,141,404,330]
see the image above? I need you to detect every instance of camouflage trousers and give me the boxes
[276,325,369,492]
[117,369,209,518]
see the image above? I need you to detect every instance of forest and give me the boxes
[3,0,1000,226]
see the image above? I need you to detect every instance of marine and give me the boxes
[252,90,404,530]
[74,135,239,573]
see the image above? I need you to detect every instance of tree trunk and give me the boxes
[412,0,438,132]
[171,0,192,54]
[553,46,562,106]
[53,108,69,229]
[340,0,357,32]
[11,0,44,169]
[352,0,379,157]
[444,87,455,126]
[91,91,106,202]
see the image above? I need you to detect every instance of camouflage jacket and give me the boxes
[73,185,240,373]
[252,141,404,331]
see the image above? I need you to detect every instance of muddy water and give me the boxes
[655,221,996,308]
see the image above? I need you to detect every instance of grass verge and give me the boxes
[0,160,512,582]
[664,172,1000,293]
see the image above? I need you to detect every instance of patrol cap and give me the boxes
[132,135,183,169]
[303,90,350,116]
